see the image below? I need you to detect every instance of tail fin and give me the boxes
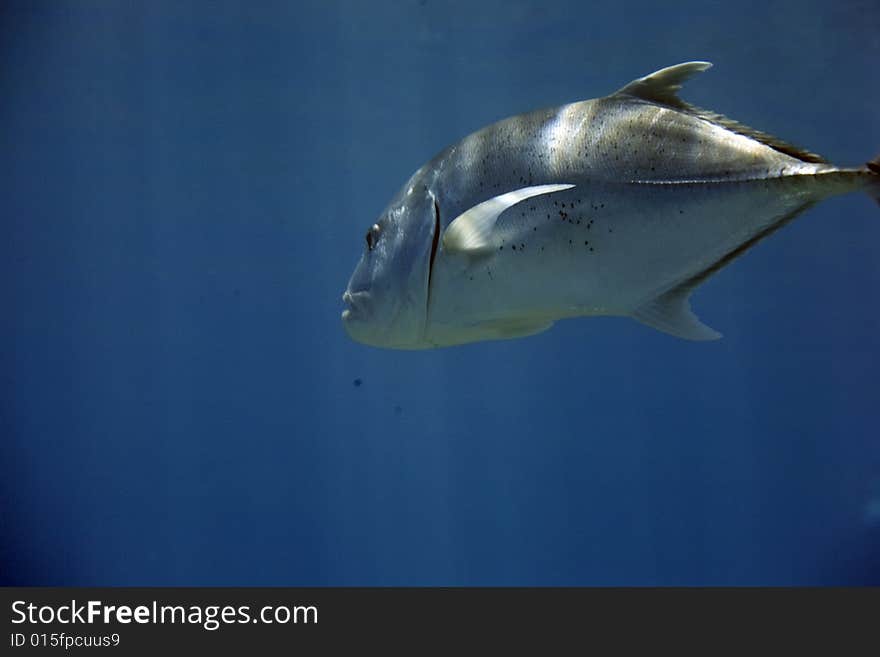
[868,156,880,205]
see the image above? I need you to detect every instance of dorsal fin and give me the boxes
[615,61,713,106]
[614,62,828,164]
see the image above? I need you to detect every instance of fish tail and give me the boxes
[868,155,880,206]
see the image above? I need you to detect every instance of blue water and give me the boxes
[2,0,879,585]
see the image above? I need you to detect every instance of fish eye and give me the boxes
[365,223,381,251]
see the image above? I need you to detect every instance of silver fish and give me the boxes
[342,61,879,349]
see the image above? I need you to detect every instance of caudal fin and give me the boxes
[868,156,880,205]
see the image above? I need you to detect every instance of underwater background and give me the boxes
[2,0,879,585]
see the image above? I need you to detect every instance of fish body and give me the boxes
[342,62,878,349]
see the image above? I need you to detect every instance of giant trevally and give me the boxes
[341,61,879,349]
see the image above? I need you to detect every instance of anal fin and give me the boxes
[631,284,721,341]
[631,199,819,341]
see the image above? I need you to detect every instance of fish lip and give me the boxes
[341,290,370,320]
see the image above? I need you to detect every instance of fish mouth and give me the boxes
[341,290,370,321]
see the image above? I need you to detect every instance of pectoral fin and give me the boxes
[631,284,721,341]
[442,184,575,254]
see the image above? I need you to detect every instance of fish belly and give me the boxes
[428,176,819,336]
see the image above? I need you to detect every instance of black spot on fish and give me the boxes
[512,245,516,250]
[353,378,363,387]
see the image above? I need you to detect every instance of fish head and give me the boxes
[342,169,439,349]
